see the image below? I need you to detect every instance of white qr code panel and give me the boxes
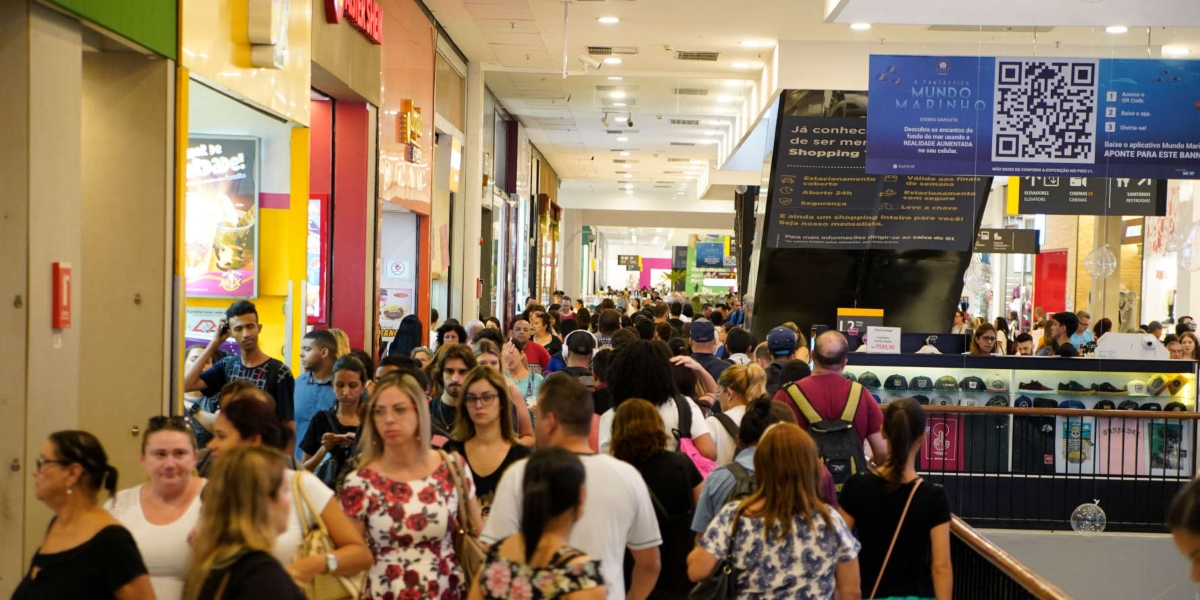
[992,59,1099,164]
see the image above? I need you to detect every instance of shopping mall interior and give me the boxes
[5,0,1200,598]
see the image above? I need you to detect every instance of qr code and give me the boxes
[992,59,1099,164]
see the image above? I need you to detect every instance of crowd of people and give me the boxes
[19,293,1200,600]
[955,306,1198,359]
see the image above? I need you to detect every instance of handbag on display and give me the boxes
[688,512,741,600]
[437,450,487,585]
[293,473,364,600]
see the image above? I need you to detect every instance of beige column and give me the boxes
[1088,216,1124,325]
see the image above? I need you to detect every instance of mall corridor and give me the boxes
[4,0,1200,598]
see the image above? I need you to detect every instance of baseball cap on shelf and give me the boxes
[689,319,716,343]
[958,398,978,406]
[959,376,987,393]
[871,394,883,404]
[1148,374,1169,397]
[925,395,948,405]
[1095,399,1117,410]
[1118,400,1141,410]
[1166,375,1187,396]
[843,372,858,383]
[1141,402,1163,411]
[912,394,931,405]
[1014,396,1034,408]
[1033,398,1059,408]
[986,378,1009,393]
[884,374,909,390]
[1165,401,1188,412]
[986,395,1010,407]
[766,326,798,356]
[909,375,934,391]
[1126,380,1149,397]
[858,372,882,389]
[934,375,959,392]
[1060,400,1086,410]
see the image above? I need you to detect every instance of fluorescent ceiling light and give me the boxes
[616,136,629,141]
[603,57,622,65]
[1164,45,1190,56]
[731,62,752,69]
[741,40,771,48]
[1106,26,1128,34]
[607,76,623,81]
[623,173,633,178]
[598,16,620,24]
[850,23,872,31]
[697,139,719,145]
[611,91,626,99]
[717,95,736,103]
[612,102,626,107]
[724,80,752,88]
[619,151,631,156]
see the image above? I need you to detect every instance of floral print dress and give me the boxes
[341,456,474,600]
[478,539,604,600]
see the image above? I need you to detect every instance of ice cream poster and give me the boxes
[186,136,260,298]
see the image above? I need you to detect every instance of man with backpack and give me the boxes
[774,330,887,490]
[690,398,781,536]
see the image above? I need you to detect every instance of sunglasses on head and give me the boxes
[148,415,191,432]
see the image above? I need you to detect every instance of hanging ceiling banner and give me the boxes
[865,55,1200,180]
[1010,176,1167,216]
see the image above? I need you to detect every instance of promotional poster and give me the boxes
[186,136,260,297]
[867,55,1200,179]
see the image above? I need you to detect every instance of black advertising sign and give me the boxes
[1014,176,1166,216]
[973,229,1040,254]
[617,255,640,271]
[766,115,988,250]
[672,246,688,270]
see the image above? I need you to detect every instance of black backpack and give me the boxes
[782,381,869,492]
[670,394,693,450]
[723,461,756,506]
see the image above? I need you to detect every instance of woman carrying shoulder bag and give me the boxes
[838,398,952,600]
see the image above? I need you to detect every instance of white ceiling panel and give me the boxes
[827,0,1200,27]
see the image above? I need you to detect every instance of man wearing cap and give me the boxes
[689,319,733,382]
[559,330,598,387]
[764,326,799,396]
[773,331,887,461]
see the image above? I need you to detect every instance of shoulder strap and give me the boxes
[727,460,750,481]
[714,413,740,439]
[869,479,922,600]
[212,571,233,600]
[551,546,585,568]
[784,383,823,425]
[436,450,475,536]
[841,381,863,423]
[292,472,326,538]
[673,394,692,441]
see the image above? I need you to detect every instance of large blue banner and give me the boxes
[866,55,1200,179]
[695,242,725,268]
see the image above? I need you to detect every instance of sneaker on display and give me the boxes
[1018,380,1053,393]
[1057,381,1094,395]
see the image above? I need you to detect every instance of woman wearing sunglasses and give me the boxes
[13,431,154,600]
[108,417,205,600]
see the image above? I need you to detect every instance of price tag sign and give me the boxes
[865,326,901,354]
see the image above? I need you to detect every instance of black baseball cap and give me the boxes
[986,395,1010,407]
[1118,400,1141,410]
[1033,398,1059,408]
[858,372,882,389]
[1166,401,1189,412]
[1095,399,1117,410]
[912,395,931,405]
[1141,402,1163,411]
[909,376,934,391]
[564,330,597,356]
[959,376,987,392]
[884,374,909,390]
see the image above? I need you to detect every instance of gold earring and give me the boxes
[66,487,73,496]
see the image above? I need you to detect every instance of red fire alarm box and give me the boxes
[52,262,71,329]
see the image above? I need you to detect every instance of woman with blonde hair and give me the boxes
[688,424,861,599]
[327,328,351,359]
[185,445,304,600]
[444,365,532,520]
[708,364,768,466]
[341,373,484,599]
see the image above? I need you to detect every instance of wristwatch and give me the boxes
[325,553,338,574]
[187,401,202,416]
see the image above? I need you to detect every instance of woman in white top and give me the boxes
[598,340,717,459]
[108,416,205,600]
[206,397,373,583]
[707,364,768,466]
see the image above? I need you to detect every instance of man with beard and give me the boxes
[427,344,478,446]
[511,318,551,373]
[184,300,296,449]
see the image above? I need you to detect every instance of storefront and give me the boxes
[309,0,382,351]
[179,0,312,374]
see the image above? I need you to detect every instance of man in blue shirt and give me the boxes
[692,398,780,535]
[726,297,745,327]
[1070,310,1095,346]
[294,329,338,460]
[688,320,732,382]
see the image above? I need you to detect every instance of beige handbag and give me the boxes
[293,473,365,600]
[437,450,487,585]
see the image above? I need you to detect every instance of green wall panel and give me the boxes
[45,0,176,59]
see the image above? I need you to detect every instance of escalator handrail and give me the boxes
[950,515,1072,600]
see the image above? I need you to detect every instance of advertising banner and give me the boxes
[866,55,1200,179]
[767,115,985,250]
[186,136,259,297]
[1011,176,1166,216]
[378,287,414,344]
[695,242,725,267]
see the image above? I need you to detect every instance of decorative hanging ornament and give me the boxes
[1070,500,1107,535]
[1083,244,1117,278]
[962,256,988,296]
[1177,219,1200,272]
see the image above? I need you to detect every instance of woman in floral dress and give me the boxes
[342,373,484,600]
[467,448,605,600]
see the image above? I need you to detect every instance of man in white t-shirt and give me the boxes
[482,374,662,600]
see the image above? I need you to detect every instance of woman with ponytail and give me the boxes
[468,447,605,600]
[708,364,768,465]
[838,398,953,600]
[14,431,155,600]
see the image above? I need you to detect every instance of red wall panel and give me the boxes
[1034,250,1069,315]
[331,102,370,349]
[310,99,333,196]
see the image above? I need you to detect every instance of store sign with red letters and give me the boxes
[325,0,382,44]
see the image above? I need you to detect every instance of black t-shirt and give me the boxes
[1057,342,1079,357]
[199,355,296,423]
[299,407,358,457]
[631,449,703,517]
[839,473,951,598]
[591,385,613,415]
[539,335,563,358]
[442,441,532,516]
[13,525,147,600]
[196,550,305,600]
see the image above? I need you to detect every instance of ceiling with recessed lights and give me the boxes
[422,0,1200,213]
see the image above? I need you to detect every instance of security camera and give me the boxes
[734,185,748,194]
[626,115,634,128]
[579,55,602,70]
[1142,335,1158,350]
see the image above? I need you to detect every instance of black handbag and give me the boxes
[688,512,741,600]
